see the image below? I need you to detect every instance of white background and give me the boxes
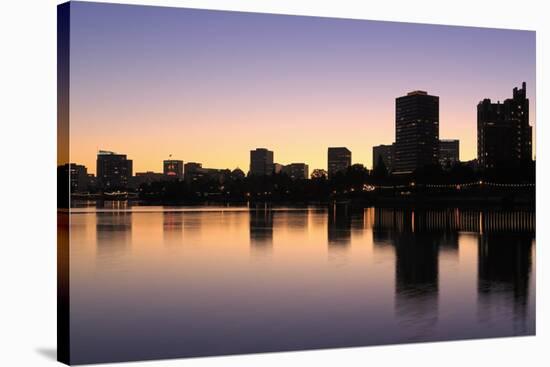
[0,0,547,366]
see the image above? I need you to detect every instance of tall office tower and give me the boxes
[393,91,439,174]
[282,163,309,180]
[373,144,395,172]
[96,150,133,190]
[163,159,183,177]
[327,147,351,178]
[249,148,274,176]
[477,82,532,170]
[439,139,460,167]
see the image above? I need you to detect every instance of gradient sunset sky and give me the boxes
[68,1,536,174]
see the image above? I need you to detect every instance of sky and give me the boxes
[67,1,536,175]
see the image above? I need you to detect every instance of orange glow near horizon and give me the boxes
[66,3,536,175]
[69,94,534,175]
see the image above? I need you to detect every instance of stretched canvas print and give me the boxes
[57,1,536,365]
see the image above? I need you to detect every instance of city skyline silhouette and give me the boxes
[57,3,537,365]
[65,2,535,175]
[67,82,533,179]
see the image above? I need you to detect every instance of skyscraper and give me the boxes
[439,139,459,167]
[373,144,394,172]
[393,91,439,174]
[163,159,183,178]
[477,82,532,170]
[96,150,133,190]
[249,148,274,176]
[327,147,351,178]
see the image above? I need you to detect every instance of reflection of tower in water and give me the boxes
[414,209,459,255]
[163,211,183,244]
[374,208,535,234]
[249,204,274,259]
[371,208,535,338]
[95,211,132,268]
[280,210,308,233]
[327,204,364,264]
[327,204,365,244]
[327,203,352,245]
[393,218,440,340]
[372,208,440,340]
[182,211,203,240]
[477,232,534,334]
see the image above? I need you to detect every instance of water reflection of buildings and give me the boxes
[327,204,365,245]
[249,205,274,259]
[477,233,534,333]
[371,208,535,339]
[386,211,440,339]
[412,210,459,255]
[326,205,365,265]
[327,204,352,245]
[182,212,202,239]
[163,211,184,244]
[373,208,535,234]
[95,210,132,266]
[394,230,440,339]
[279,210,308,233]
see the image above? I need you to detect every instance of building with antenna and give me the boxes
[163,159,183,178]
[477,82,532,170]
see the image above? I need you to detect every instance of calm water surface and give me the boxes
[69,204,535,364]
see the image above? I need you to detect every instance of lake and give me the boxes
[67,203,535,364]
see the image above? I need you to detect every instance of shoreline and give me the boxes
[70,193,535,210]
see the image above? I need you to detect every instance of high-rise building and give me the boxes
[58,163,89,193]
[96,150,133,190]
[373,144,394,172]
[282,163,309,180]
[327,147,351,178]
[163,159,183,178]
[477,82,532,170]
[439,139,459,167]
[249,148,274,176]
[393,91,439,174]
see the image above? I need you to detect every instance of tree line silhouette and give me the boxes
[135,159,535,204]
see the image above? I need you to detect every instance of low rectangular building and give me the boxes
[373,144,394,173]
[439,139,459,167]
[282,163,309,180]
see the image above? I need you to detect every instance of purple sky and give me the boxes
[68,1,536,174]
